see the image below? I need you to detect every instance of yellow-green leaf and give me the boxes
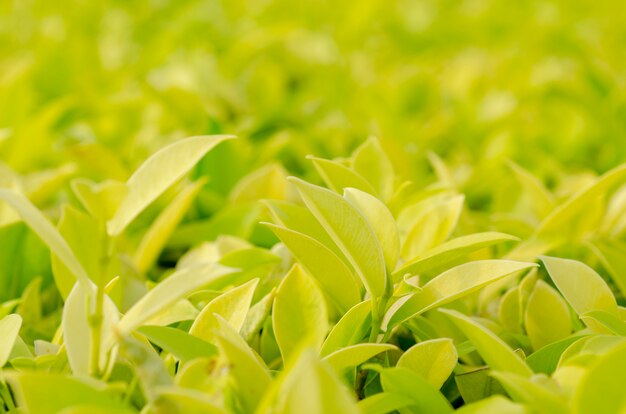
[385,260,537,329]
[525,280,571,350]
[323,343,397,372]
[63,281,119,375]
[134,179,206,274]
[491,372,568,414]
[0,314,21,366]
[5,372,134,414]
[440,309,533,377]
[116,264,237,336]
[215,315,271,412]
[0,189,91,291]
[264,223,360,313]
[541,256,618,331]
[402,195,464,259]
[573,341,626,414]
[289,177,387,298]
[273,264,328,361]
[309,156,377,195]
[397,338,458,389]
[351,136,395,201]
[394,231,519,281]
[189,278,258,344]
[107,135,234,236]
[344,187,400,272]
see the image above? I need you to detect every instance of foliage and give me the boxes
[2,0,626,413]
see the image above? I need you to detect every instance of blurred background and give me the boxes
[2,0,626,336]
[2,0,625,181]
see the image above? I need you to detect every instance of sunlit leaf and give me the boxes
[108,135,234,235]
[289,177,388,299]
[116,264,237,336]
[397,338,458,389]
[524,280,572,350]
[440,309,533,377]
[273,264,328,361]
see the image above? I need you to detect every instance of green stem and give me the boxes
[88,285,104,377]
[0,381,15,411]
[368,292,390,343]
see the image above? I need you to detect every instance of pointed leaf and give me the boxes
[108,135,234,235]
[344,187,400,272]
[116,264,237,336]
[385,260,537,329]
[264,223,360,313]
[0,314,21,366]
[440,309,533,377]
[189,278,258,343]
[273,264,328,361]
[397,338,458,389]
[525,280,572,350]
[541,256,618,332]
[393,232,519,280]
[289,177,387,298]
[323,343,397,372]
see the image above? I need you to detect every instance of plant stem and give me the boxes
[88,285,104,377]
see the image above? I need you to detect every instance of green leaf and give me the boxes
[264,222,360,313]
[358,393,416,414]
[397,338,458,389]
[263,200,344,259]
[107,135,234,236]
[380,366,454,414]
[5,372,134,414]
[310,156,378,195]
[541,256,618,331]
[524,280,572,350]
[289,177,388,299]
[440,309,533,377]
[149,388,226,414]
[133,179,206,274]
[573,341,626,414]
[258,348,360,414]
[273,264,328,361]
[0,189,91,290]
[535,164,626,239]
[0,314,21,366]
[402,195,464,259]
[241,289,275,342]
[321,300,371,356]
[580,310,626,336]
[323,343,397,372]
[385,260,537,329]
[393,232,519,281]
[189,278,258,344]
[116,263,237,336]
[455,368,507,404]
[588,239,626,297]
[344,187,400,272]
[51,205,104,300]
[526,335,586,374]
[455,396,527,414]
[137,325,217,362]
[63,281,119,375]
[508,161,555,219]
[490,372,568,414]
[229,163,288,203]
[498,287,522,333]
[351,136,395,201]
[214,315,271,413]
[71,179,127,222]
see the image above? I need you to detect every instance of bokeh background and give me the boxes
[2,0,625,179]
